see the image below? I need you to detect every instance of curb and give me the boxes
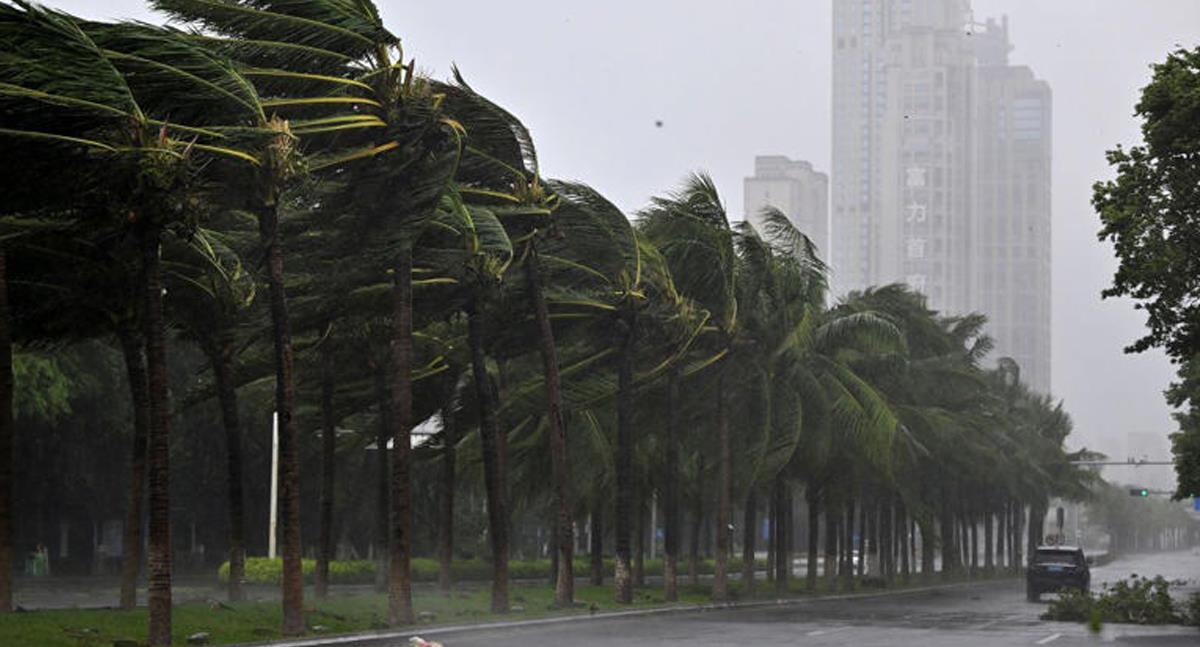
[231,577,1016,647]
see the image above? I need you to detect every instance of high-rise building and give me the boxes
[830,0,1052,392]
[972,17,1052,392]
[743,156,829,254]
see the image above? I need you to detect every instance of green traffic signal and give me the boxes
[1128,488,1149,497]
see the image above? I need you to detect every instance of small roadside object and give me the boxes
[186,632,211,645]
[410,637,444,647]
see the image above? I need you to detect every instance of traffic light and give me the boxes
[1128,488,1149,497]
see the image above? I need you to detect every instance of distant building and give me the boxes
[830,0,1052,392]
[971,17,1052,393]
[743,156,829,255]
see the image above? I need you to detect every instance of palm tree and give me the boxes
[638,173,740,600]
[437,76,583,606]
[0,6,268,641]
[163,226,258,602]
[423,187,515,611]
[151,0,465,625]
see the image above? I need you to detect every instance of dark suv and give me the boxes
[1027,545,1090,601]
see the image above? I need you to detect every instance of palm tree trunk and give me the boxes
[468,300,508,613]
[805,488,819,590]
[998,503,1008,571]
[970,514,979,576]
[898,503,910,581]
[742,490,756,595]
[783,489,793,582]
[842,500,855,588]
[960,514,970,575]
[939,501,955,578]
[823,507,837,586]
[210,337,245,603]
[713,367,731,601]
[525,252,574,606]
[0,253,12,614]
[590,509,604,586]
[984,510,994,574]
[258,205,303,636]
[766,491,775,584]
[865,502,876,578]
[662,368,680,602]
[687,506,701,587]
[315,347,335,599]
[614,323,634,604]
[775,480,790,593]
[885,502,896,582]
[548,519,558,586]
[373,369,390,592]
[389,248,416,624]
[1012,502,1024,573]
[437,405,456,595]
[117,328,150,610]
[857,501,867,578]
[141,227,173,646]
[634,498,646,588]
[919,517,935,580]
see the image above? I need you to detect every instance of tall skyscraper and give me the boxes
[830,0,1052,392]
[744,156,829,255]
[972,17,1052,392]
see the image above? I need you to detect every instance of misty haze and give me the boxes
[0,1,1198,646]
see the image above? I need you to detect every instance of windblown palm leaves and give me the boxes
[0,4,275,642]
[0,2,1099,641]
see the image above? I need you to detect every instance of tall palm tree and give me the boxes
[638,173,740,600]
[0,4,266,641]
[151,0,463,625]
[437,75,582,606]
[422,187,515,611]
[163,226,258,602]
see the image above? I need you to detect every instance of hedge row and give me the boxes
[218,556,768,585]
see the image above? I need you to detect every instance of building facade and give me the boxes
[830,0,1052,392]
[744,156,830,255]
[971,17,1052,392]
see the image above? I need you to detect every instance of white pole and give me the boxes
[269,411,279,559]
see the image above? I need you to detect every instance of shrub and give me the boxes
[1096,575,1181,625]
[1041,575,1183,625]
[1042,588,1095,622]
[218,555,766,585]
[1183,591,1200,627]
[219,558,376,585]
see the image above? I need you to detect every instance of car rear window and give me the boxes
[1034,550,1081,565]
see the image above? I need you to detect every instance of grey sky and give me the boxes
[46,1,1200,478]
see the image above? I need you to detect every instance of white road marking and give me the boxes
[806,626,849,637]
[1035,633,1062,644]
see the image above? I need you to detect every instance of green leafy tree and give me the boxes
[1094,46,1200,498]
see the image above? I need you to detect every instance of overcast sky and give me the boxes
[48,1,1200,480]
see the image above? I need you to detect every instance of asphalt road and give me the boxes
[400,551,1200,646]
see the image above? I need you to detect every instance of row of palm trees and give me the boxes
[0,1,1092,645]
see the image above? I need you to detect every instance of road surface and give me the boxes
[399,551,1200,646]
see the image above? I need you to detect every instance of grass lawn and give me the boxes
[0,573,983,646]
[0,582,713,647]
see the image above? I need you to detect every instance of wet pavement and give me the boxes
[392,551,1200,646]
